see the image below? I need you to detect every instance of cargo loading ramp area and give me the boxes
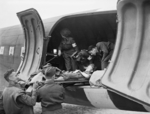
[101,0,150,106]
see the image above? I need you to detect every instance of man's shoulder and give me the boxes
[54,83,63,88]
[52,83,64,93]
[96,42,105,47]
[3,86,25,101]
[49,83,63,89]
[12,87,25,96]
[4,86,24,92]
[38,83,63,93]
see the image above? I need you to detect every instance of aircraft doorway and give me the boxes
[46,11,117,71]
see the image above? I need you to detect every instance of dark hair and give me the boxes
[44,67,56,78]
[88,45,95,51]
[76,49,89,63]
[80,50,89,58]
[60,28,71,37]
[4,69,14,81]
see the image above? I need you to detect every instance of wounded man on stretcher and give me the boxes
[29,62,94,84]
[28,49,104,87]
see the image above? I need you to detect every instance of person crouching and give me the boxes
[2,69,39,114]
[37,66,65,114]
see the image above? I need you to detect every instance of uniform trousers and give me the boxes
[101,61,109,70]
[63,52,77,71]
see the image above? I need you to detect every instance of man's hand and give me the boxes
[32,82,39,90]
[71,51,78,57]
[18,80,27,89]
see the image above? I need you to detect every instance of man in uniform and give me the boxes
[58,28,78,71]
[96,41,114,69]
[88,45,102,70]
[37,66,65,114]
[88,42,114,70]
[2,69,39,114]
[56,49,94,81]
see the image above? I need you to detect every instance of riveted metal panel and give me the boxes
[102,0,150,106]
[17,8,46,80]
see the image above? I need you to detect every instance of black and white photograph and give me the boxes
[0,0,150,114]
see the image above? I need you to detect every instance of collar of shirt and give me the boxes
[8,84,23,90]
[45,79,55,85]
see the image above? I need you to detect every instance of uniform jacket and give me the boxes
[2,85,35,114]
[37,80,65,112]
[96,42,114,62]
[59,37,78,55]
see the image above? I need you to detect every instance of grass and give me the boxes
[34,103,149,114]
[34,103,97,114]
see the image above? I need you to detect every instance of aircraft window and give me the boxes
[0,46,4,55]
[9,47,14,56]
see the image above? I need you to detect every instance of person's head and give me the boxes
[88,45,98,56]
[44,66,56,79]
[42,63,51,69]
[4,69,22,86]
[60,28,71,38]
[40,63,52,75]
[76,49,90,64]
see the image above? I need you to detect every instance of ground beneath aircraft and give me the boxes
[34,103,148,114]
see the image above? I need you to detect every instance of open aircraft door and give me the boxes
[17,8,46,80]
[101,0,150,107]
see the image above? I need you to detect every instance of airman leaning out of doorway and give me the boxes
[88,42,114,86]
[88,42,114,70]
[96,41,114,69]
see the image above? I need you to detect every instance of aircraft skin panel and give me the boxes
[0,25,23,37]
[0,36,24,90]
[83,87,116,109]
[43,18,61,36]
[64,86,116,109]
[0,25,24,73]
[0,35,24,68]
[101,0,150,106]
[63,85,147,111]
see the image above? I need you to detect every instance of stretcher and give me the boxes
[54,79,89,86]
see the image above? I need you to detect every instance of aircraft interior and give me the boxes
[46,11,117,71]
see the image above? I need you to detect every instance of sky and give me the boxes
[0,0,117,28]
